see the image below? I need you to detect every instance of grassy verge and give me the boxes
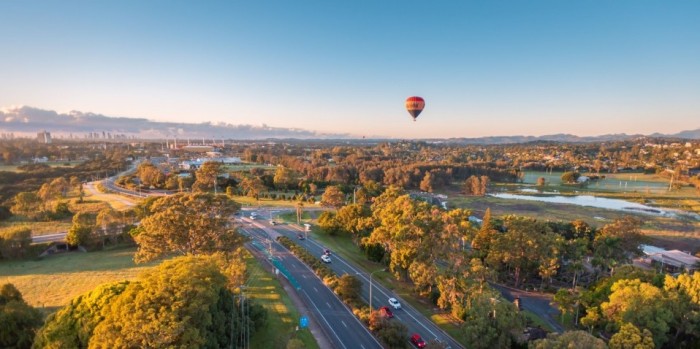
[0,246,158,310]
[246,252,319,349]
[523,310,557,332]
[232,195,320,208]
[277,211,315,223]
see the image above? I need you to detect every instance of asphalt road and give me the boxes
[31,232,67,244]
[246,212,463,349]
[240,220,383,349]
[491,284,564,333]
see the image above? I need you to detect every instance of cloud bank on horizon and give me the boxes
[1,106,698,142]
[0,106,355,139]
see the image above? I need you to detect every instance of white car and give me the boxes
[321,254,331,263]
[388,297,401,309]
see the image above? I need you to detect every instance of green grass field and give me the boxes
[245,252,319,349]
[503,171,699,203]
[0,247,157,311]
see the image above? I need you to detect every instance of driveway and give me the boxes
[491,283,564,333]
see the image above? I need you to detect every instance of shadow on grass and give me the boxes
[0,245,154,277]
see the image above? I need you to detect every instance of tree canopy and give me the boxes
[0,283,42,349]
[134,193,243,263]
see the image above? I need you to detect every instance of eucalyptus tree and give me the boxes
[133,193,243,263]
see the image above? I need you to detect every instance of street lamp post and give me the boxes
[368,268,385,311]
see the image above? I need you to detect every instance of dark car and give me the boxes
[324,249,331,256]
[410,334,426,348]
[378,306,394,318]
[297,233,305,240]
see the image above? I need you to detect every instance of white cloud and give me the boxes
[0,106,352,139]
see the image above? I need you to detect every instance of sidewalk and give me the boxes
[246,245,334,349]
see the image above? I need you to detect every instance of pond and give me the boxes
[489,193,700,221]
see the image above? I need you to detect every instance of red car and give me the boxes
[410,334,426,348]
[378,306,394,318]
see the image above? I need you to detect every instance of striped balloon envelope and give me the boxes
[405,96,425,121]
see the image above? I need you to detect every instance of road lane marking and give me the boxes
[341,320,347,328]
[313,287,319,293]
[326,302,331,308]
[302,290,347,349]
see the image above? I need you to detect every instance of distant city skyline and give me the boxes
[1,1,698,138]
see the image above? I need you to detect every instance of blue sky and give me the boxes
[1,1,698,138]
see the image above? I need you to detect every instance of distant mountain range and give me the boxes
[443,130,700,144]
[1,106,698,143]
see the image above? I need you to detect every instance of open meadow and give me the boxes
[0,247,157,311]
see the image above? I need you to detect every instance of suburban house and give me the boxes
[641,245,700,273]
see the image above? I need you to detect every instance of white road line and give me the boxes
[341,320,348,328]
[326,302,332,308]
[302,290,347,349]
[313,287,319,293]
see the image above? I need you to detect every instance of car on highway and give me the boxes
[297,233,305,240]
[388,297,401,309]
[324,249,331,256]
[270,220,277,225]
[378,306,394,318]
[410,334,426,348]
[321,254,331,263]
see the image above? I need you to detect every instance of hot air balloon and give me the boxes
[405,96,425,121]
